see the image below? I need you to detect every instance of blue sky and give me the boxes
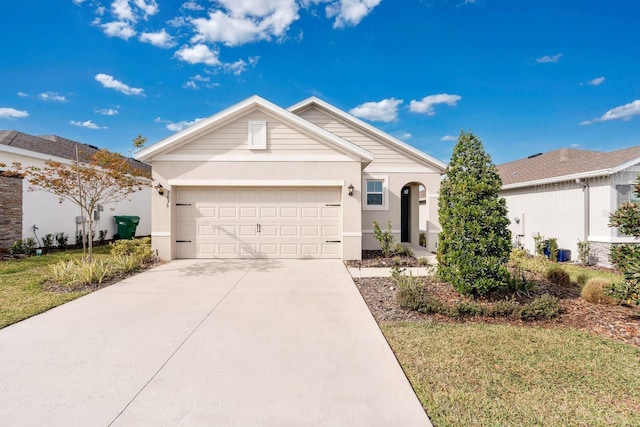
[1,0,639,164]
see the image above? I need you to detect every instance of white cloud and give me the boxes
[441,135,457,141]
[156,116,205,132]
[70,120,105,129]
[588,76,605,86]
[96,107,119,115]
[133,0,159,17]
[410,94,462,115]
[349,98,403,122]
[326,0,382,28]
[38,92,67,102]
[191,74,210,82]
[17,91,28,97]
[139,29,176,48]
[191,0,300,46]
[183,81,198,89]
[101,21,137,39]
[111,0,135,21]
[95,73,144,95]
[181,1,204,11]
[167,16,189,27]
[72,0,86,5]
[174,44,221,65]
[0,108,29,119]
[580,100,640,125]
[535,53,563,64]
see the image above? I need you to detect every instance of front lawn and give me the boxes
[0,246,111,328]
[383,322,640,427]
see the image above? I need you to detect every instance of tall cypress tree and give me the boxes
[437,131,511,296]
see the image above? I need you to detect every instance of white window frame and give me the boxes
[615,184,640,236]
[363,175,389,211]
[248,120,267,150]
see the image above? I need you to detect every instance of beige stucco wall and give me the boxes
[151,160,363,260]
[361,171,441,251]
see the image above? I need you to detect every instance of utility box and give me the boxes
[114,216,140,240]
[558,249,571,263]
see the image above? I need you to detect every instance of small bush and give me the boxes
[545,266,571,287]
[418,257,431,267]
[56,232,68,250]
[8,238,37,256]
[509,248,529,262]
[609,244,640,272]
[50,259,114,288]
[373,221,396,258]
[394,243,414,257]
[516,294,560,320]
[112,254,143,273]
[489,298,521,317]
[607,271,640,306]
[42,234,55,252]
[576,273,590,287]
[110,237,153,263]
[547,237,559,262]
[449,301,489,318]
[393,267,427,311]
[98,230,108,245]
[577,240,590,265]
[419,232,426,247]
[581,278,616,305]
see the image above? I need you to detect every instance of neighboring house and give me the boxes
[135,95,446,260]
[497,146,640,266]
[0,130,151,250]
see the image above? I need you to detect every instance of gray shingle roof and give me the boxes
[0,130,150,173]
[497,146,640,187]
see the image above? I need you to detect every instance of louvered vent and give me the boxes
[248,120,267,150]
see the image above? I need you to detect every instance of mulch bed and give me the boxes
[354,267,640,348]
[345,250,424,268]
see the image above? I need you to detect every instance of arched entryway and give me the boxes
[400,181,426,246]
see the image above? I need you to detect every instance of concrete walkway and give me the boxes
[0,259,431,426]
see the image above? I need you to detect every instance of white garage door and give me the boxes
[175,187,342,259]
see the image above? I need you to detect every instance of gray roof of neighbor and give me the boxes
[0,130,150,173]
[497,146,640,187]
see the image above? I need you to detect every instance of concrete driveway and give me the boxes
[0,259,430,426]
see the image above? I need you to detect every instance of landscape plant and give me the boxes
[577,239,590,265]
[436,131,511,296]
[42,234,55,252]
[581,278,616,305]
[608,177,640,305]
[55,232,68,250]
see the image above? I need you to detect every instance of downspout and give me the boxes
[577,179,590,241]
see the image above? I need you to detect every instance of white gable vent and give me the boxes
[248,120,267,150]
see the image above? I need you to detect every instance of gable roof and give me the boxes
[497,146,640,189]
[135,95,374,163]
[288,96,447,173]
[0,130,150,173]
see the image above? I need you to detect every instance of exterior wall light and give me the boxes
[155,183,164,196]
[348,183,355,197]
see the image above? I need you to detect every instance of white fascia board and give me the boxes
[611,157,640,174]
[135,95,374,164]
[288,97,447,172]
[501,168,613,190]
[167,179,346,187]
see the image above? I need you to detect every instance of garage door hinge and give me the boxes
[325,240,341,243]
[176,240,192,243]
[325,204,341,207]
[176,203,192,206]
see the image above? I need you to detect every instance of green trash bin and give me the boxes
[114,215,140,240]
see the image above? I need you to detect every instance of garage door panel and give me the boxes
[198,206,216,217]
[176,187,341,259]
[281,207,298,218]
[301,207,319,218]
[260,207,278,218]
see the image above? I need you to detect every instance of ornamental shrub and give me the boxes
[545,266,571,287]
[436,131,512,296]
[581,278,616,305]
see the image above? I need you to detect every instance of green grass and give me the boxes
[0,247,111,329]
[383,322,640,427]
